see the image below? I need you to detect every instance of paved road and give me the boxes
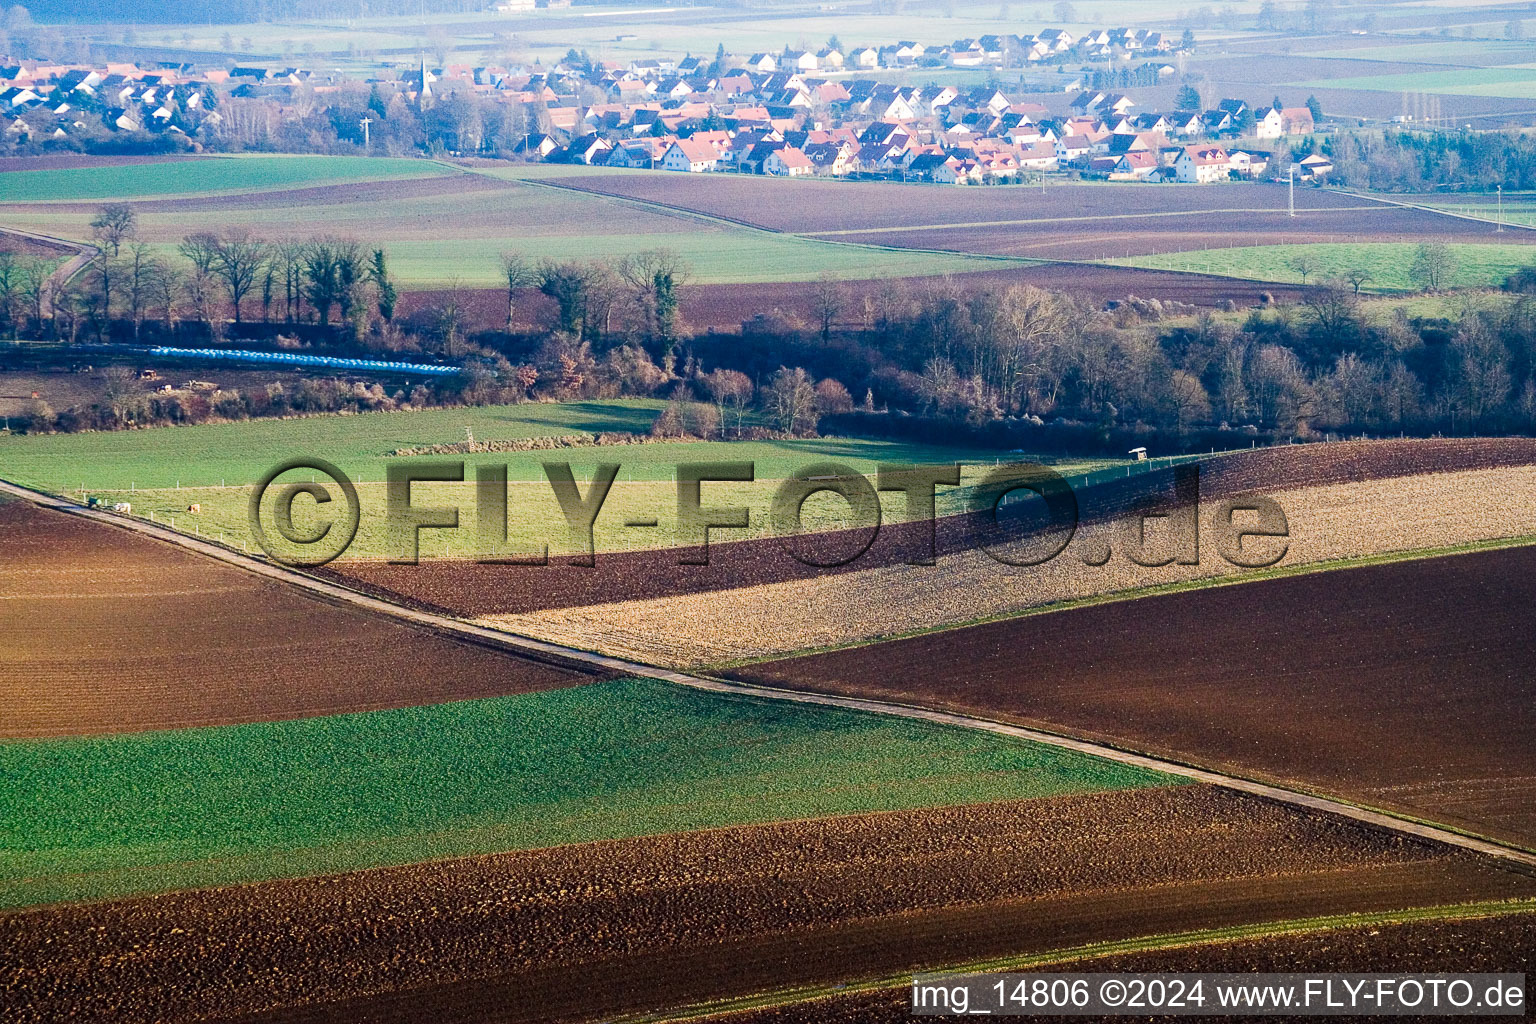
[0,226,99,318]
[3,475,1534,874]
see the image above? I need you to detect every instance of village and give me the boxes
[0,23,1335,184]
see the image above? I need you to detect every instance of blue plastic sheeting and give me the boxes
[143,346,459,376]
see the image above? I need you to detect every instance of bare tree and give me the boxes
[1410,242,1456,291]
[1344,267,1372,295]
[18,256,49,330]
[86,204,136,324]
[0,250,16,338]
[702,367,753,436]
[765,365,819,434]
[123,242,162,340]
[271,239,306,322]
[52,281,86,343]
[90,203,136,257]
[499,251,535,329]
[617,248,690,356]
[150,261,183,332]
[1167,370,1212,433]
[184,263,216,328]
[334,240,369,339]
[1288,253,1316,285]
[811,272,846,343]
[206,229,270,324]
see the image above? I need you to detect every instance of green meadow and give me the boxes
[0,678,1176,907]
[0,398,1112,557]
[1297,66,1536,99]
[1107,241,1536,291]
[0,155,451,202]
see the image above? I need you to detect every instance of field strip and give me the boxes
[5,476,1536,873]
[12,158,463,205]
[628,899,1536,1023]
[703,532,1536,670]
[492,171,1043,267]
[1326,187,1536,233]
[797,206,1391,237]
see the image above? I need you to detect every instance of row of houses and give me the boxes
[521,73,1326,185]
[0,23,1312,184]
[724,26,1182,73]
[537,103,1332,185]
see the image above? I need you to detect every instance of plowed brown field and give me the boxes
[399,261,1310,334]
[709,911,1536,1023]
[735,542,1536,848]
[830,212,1524,261]
[0,499,595,737]
[554,178,1378,234]
[6,786,1531,1024]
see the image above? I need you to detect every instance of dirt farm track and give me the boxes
[713,912,1536,1023]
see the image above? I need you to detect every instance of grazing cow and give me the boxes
[188,503,201,513]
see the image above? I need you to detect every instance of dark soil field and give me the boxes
[831,207,1524,260]
[556,177,1376,235]
[712,912,1536,1023]
[0,499,595,737]
[399,259,1308,334]
[734,541,1536,848]
[399,260,1309,333]
[550,176,1529,264]
[324,437,1536,617]
[6,785,1530,1024]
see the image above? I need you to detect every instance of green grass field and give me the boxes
[1311,39,1536,65]
[0,155,452,202]
[1297,66,1536,99]
[0,398,1108,557]
[1416,197,1536,228]
[1106,241,1536,291]
[0,678,1175,907]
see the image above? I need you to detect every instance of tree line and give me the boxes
[10,203,1536,444]
[1324,130,1536,192]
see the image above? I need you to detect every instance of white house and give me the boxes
[662,137,720,172]
[850,47,881,68]
[1252,106,1284,139]
[763,145,814,176]
[783,50,819,71]
[1175,144,1231,183]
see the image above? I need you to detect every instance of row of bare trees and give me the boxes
[497,248,690,366]
[1,204,403,343]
